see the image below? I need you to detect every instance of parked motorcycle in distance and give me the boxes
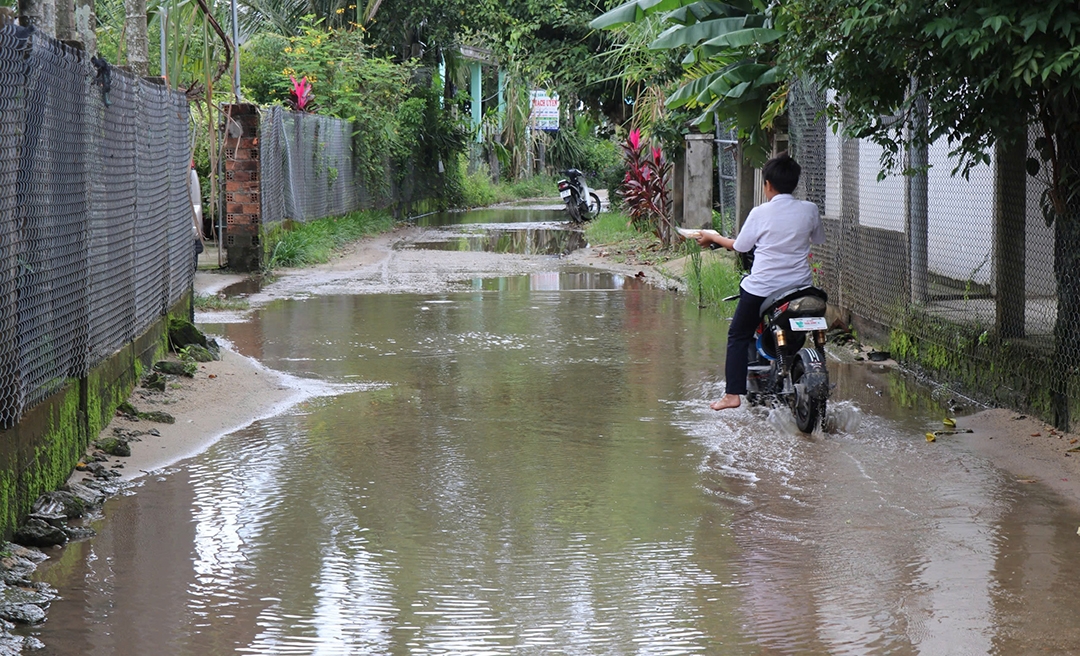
[727,285,831,433]
[557,169,601,223]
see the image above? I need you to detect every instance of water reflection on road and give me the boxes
[28,272,1080,654]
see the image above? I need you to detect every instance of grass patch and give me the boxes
[585,212,741,305]
[584,211,640,245]
[583,211,675,266]
[194,293,250,311]
[459,162,558,208]
[683,245,742,313]
[265,209,395,270]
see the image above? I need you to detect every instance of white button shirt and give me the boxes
[733,193,825,297]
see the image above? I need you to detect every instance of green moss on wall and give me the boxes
[885,308,1080,430]
[0,291,191,537]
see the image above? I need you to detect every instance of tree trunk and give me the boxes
[1051,139,1080,431]
[124,0,148,76]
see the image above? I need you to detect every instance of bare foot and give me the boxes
[710,394,741,411]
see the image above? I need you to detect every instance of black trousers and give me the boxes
[726,288,767,395]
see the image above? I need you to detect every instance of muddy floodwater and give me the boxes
[24,214,1080,654]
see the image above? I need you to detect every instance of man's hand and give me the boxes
[696,231,735,250]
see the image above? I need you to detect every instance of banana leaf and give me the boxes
[650,16,751,49]
[700,27,784,49]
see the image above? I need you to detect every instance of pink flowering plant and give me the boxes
[288,75,314,111]
[619,129,673,244]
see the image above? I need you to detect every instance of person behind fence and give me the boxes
[190,160,204,271]
[695,152,825,411]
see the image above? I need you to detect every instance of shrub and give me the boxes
[619,128,672,243]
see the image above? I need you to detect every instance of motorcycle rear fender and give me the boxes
[796,347,829,400]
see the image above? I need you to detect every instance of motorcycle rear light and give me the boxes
[788,296,827,314]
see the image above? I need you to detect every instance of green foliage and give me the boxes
[458,161,503,208]
[581,210,669,264]
[265,209,396,269]
[240,33,291,104]
[457,158,556,208]
[239,0,359,36]
[241,18,470,203]
[548,128,587,174]
[488,0,630,126]
[592,0,785,164]
[781,1,1080,178]
[548,116,621,178]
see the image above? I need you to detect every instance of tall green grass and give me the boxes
[458,160,558,208]
[265,209,395,270]
[684,244,743,314]
[583,211,641,245]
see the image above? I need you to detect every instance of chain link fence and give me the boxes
[257,105,444,227]
[0,24,193,429]
[787,79,1074,427]
[714,126,738,236]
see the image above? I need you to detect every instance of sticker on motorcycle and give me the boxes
[789,317,827,331]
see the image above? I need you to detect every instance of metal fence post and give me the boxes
[735,140,756,234]
[907,92,929,305]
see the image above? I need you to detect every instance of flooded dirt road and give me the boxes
[24,208,1080,654]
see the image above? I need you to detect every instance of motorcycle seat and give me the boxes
[759,285,828,318]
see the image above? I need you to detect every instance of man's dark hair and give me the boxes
[762,152,801,194]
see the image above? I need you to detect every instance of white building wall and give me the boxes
[926,140,995,288]
[857,140,906,232]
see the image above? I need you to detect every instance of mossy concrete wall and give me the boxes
[0,292,192,537]
[849,308,1079,431]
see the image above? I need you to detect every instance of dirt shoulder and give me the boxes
[952,408,1080,505]
[77,347,303,483]
[92,228,1080,511]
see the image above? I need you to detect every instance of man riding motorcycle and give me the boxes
[696,153,825,412]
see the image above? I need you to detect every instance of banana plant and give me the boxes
[591,0,785,164]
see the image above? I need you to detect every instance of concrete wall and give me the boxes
[0,293,191,536]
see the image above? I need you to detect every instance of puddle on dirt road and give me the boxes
[217,276,268,297]
[407,206,586,256]
[27,281,1080,655]
[404,225,586,256]
[414,207,567,227]
[468,270,648,291]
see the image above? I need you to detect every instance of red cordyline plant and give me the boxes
[619,128,673,244]
[288,75,314,112]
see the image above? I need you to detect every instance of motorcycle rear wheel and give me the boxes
[791,359,822,433]
[565,199,581,222]
[588,192,602,218]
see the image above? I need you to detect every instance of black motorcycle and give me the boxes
[728,285,831,433]
[557,169,601,223]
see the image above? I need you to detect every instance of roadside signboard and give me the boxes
[530,90,559,131]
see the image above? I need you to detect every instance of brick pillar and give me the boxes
[222,104,262,272]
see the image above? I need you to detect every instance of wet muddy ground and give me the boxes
[22,207,1080,654]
